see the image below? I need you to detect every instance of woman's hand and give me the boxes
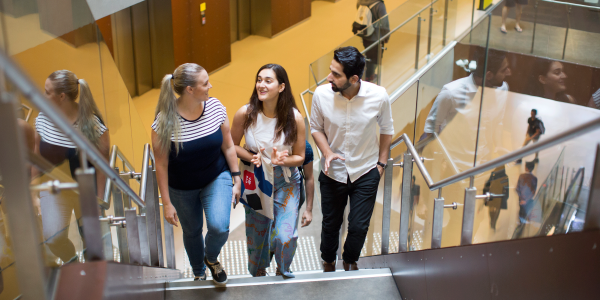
[164,204,179,227]
[271,147,289,166]
[232,177,241,207]
[301,210,313,227]
[251,147,265,167]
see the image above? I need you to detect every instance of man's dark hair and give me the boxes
[525,161,536,172]
[531,109,537,116]
[333,46,365,80]
[473,48,507,78]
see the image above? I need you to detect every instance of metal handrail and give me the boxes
[139,143,156,202]
[391,116,600,191]
[102,145,142,209]
[541,0,600,9]
[0,49,145,210]
[363,0,440,53]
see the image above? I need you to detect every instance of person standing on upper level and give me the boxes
[310,46,394,272]
[152,63,241,285]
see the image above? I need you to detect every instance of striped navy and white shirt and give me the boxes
[151,97,229,190]
[35,111,107,177]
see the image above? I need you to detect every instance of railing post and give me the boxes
[138,213,151,266]
[562,6,571,60]
[76,167,105,261]
[143,162,161,267]
[163,205,177,269]
[399,152,413,252]
[431,192,445,249]
[112,167,130,263]
[460,186,478,245]
[125,208,143,265]
[584,145,600,230]
[443,0,449,46]
[0,99,48,300]
[530,0,539,54]
[427,5,433,59]
[381,157,394,255]
[415,15,422,69]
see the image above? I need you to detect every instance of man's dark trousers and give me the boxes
[319,168,380,264]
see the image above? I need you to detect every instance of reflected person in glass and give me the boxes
[516,109,543,164]
[33,70,110,263]
[516,162,538,224]
[482,165,509,231]
[231,64,305,278]
[529,59,575,104]
[501,0,527,33]
[151,64,241,285]
[310,46,393,272]
[420,50,511,142]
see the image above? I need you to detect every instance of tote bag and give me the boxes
[239,127,275,219]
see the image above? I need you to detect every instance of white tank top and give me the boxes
[243,108,295,160]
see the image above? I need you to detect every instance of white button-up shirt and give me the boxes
[310,81,394,183]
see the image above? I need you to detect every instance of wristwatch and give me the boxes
[231,171,241,177]
[377,161,387,169]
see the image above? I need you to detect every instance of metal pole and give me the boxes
[530,0,539,54]
[138,213,151,266]
[0,99,48,300]
[112,167,130,263]
[584,145,600,230]
[163,205,176,269]
[562,6,571,60]
[143,163,161,267]
[443,0,449,46]
[431,193,445,249]
[460,186,478,245]
[399,153,414,252]
[125,208,143,265]
[76,167,105,261]
[381,157,394,254]
[415,15,422,70]
[427,6,433,59]
[152,168,164,267]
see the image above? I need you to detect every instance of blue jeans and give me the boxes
[169,170,232,276]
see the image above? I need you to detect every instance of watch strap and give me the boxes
[231,171,241,177]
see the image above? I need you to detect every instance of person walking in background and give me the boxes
[501,0,527,33]
[353,0,389,83]
[231,64,305,278]
[516,162,538,224]
[152,63,241,285]
[516,109,543,164]
[482,165,509,230]
[311,46,394,272]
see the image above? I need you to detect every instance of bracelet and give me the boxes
[231,171,241,177]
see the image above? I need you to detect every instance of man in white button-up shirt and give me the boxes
[310,46,394,272]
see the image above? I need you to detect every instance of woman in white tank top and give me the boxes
[231,64,305,278]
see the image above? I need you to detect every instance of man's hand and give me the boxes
[301,210,313,227]
[377,165,384,177]
[324,152,345,175]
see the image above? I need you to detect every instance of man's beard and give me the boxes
[331,80,352,93]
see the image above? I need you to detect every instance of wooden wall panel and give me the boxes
[270,0,311,37]
[171,0,231,73]
[96,16,114,58]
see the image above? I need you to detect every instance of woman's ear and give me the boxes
[538,75,546,85]
[279,83,285,93]
[185,85,194,95]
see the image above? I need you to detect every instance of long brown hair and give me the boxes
[243,64,298,145]
[47,70,104,147]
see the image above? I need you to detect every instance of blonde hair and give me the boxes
[47,70,104,147]
[154,63,205,155]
